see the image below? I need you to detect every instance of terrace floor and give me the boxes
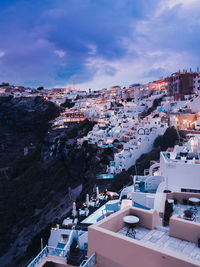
[118,225,200,262]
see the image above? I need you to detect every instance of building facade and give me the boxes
[169,72,198,100]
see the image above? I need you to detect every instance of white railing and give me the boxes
[27,246,67,267]
[80,252,96,267]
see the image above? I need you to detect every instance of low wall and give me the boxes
[166,192,200,204]
[170,214,200,244]
[99,207,157,232]
[38,256,68,267]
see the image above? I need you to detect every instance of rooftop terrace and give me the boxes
[88,205,200,267]
[118,225,200,263]
[162,151,200,164]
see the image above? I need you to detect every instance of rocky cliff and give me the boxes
[0,96,113,266]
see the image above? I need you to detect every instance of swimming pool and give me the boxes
[96,174,114,179]
[56,242,66,249]
[133,202,150,210]
[81,204,106,224]
[102,144,113,148]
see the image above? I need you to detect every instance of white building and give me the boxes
[193,74,200,93]
[132,135,200,210]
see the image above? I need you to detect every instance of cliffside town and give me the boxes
[1,72,200,266]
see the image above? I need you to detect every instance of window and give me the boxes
[181,188,200,193]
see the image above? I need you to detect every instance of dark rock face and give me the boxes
[0,96,62,265]
[0,96,113,266]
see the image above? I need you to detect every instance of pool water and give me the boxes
[96,174,114,179]
[102,144,113,148]
[50,243,66,257]
[82,204,106,224]
[133,202,150,210]
[56,242,66,249]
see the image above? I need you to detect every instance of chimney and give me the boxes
[197,67,199,72]
[190,68,192,72]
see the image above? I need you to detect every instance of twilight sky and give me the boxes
[0,0,200,90]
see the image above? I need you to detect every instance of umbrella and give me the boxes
[72,202,77,217]
[96,186,99,197]
[86,194,90,208]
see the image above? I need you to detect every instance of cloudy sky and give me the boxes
[0,0,200,90]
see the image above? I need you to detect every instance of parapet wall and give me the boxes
[170,214,200,244]
[166,192,200,203]
[99,206,157,232]
[88,207,200,267]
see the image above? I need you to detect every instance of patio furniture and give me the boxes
[173,198,178,204]
[98,194,107,201]
[94,199,100,208]
[123,215,139,238]
[79,208,89,217]
[189,197,200,212]
[183,209,196,221]
[182,198,188,205]
[89,201,95,207]
[63,218,74,227]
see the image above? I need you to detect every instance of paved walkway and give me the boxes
[118,225,200,262]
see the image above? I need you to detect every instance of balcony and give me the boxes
[27,246,67,267]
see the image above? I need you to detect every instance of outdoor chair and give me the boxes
[182,199,188,205]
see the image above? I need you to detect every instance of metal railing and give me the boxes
[27,246,67,267]
[80,252,96,267]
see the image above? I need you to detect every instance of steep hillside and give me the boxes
[0,96,113,266]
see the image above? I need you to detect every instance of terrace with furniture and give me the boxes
[88,205,200,267]
[165,192,200,223]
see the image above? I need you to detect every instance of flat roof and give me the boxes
[118,225,200,263]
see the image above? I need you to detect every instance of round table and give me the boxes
[123,215,139,238]
[189,198,200,203]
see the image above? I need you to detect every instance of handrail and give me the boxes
[80,251,96,267]
[27,246,67,267]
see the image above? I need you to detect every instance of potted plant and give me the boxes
[184,210,193,219]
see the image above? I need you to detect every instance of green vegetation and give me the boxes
[153,127,178,150]
[60,99,75,108]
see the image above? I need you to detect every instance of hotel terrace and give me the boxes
[88,194,200,267]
